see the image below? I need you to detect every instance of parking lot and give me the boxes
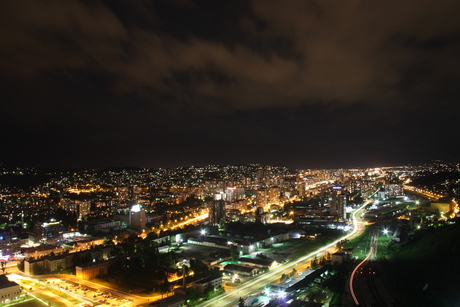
[47,278,133,306]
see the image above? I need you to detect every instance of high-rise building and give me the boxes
[330,186,345,219]
[209,200,225,226]
[377,187,386,199]
[75,200,91,220]
[298,182,306,198]
[256,189,267,207]
[257,167,267,185]
[62,200,91,220]
[226,186,237,202]
[269,187,280,204]
[129,204,146,229]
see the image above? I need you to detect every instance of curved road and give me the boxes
[348,225,395,307]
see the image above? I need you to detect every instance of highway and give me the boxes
[200,201,371,307]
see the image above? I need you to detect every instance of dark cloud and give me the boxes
[1,0,459,169]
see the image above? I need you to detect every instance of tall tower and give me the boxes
[209,200,225,226]
[330,186,345,219]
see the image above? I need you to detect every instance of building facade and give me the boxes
[0,276,21,304]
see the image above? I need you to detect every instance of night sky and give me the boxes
[1,0,460,170]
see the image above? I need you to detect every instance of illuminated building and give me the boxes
[24,245,114,275]
[129,204,146,229]
[0,276,21,304]
[33,221,64,244]
[226,186,237,202]
[62,199,91,220]
[384,183,404,197]
[209,200,225,226]
[298,181,306,198]
[256,189,267,207]
[76,200,91,219]
[62,200,91,220]
[330,186,345,219]
[191,276,222,293]
[269,186,280,204]
[377,187,386,199]
[224,264,259,276]
[331,249,353,265]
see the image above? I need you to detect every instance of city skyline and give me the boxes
[1,1,460,170]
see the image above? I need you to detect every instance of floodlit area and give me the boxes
[8,274,133,307]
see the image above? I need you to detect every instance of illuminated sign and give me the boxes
[227,186,237,190]
[332,186,342,190]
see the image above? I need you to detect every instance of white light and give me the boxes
[201,229,206,235]
[131,204,141,212]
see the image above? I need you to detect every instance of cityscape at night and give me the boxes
[1,1,460,307]
[0,162,459,307]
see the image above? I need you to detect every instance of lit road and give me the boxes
[348,226,395,307]
[200,201,371,307]
[8,274,85,307]
[169,212,208,230]
[403,185,445,201]
[142,212,209,238]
